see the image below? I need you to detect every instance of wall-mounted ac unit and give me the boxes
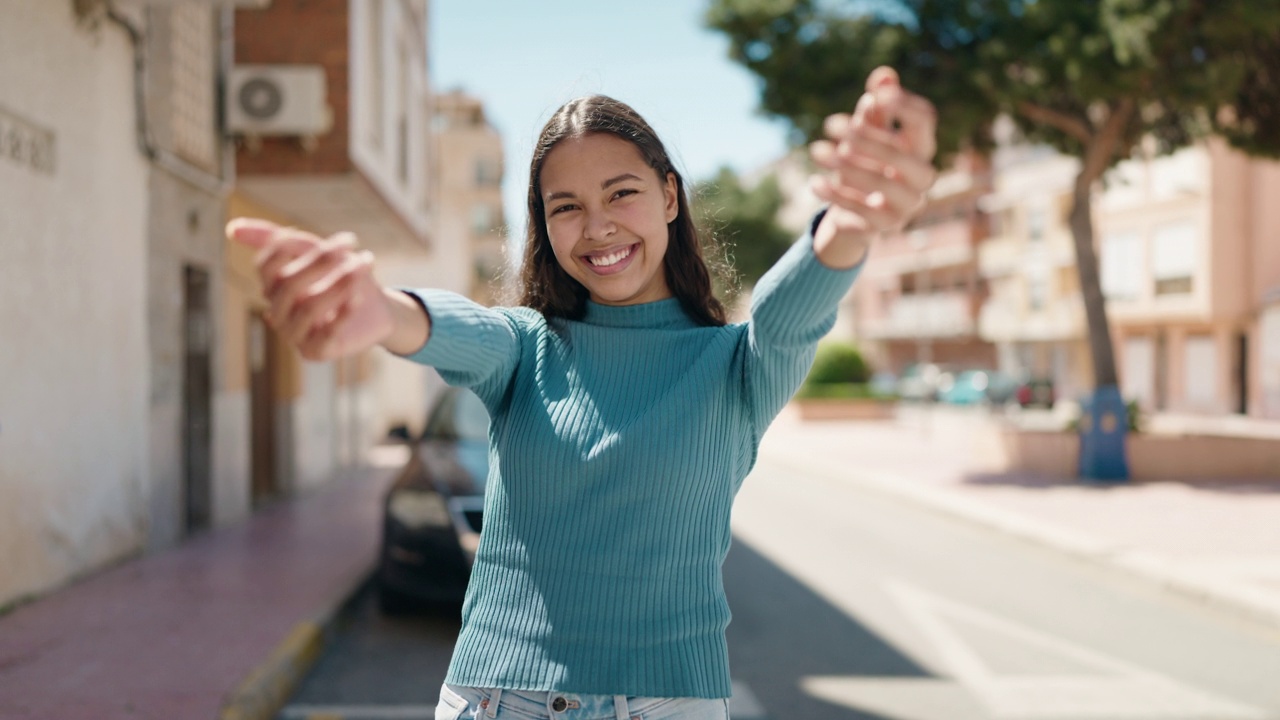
[226,65,333,137]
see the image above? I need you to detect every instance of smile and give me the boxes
[582,244,638,275]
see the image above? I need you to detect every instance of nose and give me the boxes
[583,208,616,242]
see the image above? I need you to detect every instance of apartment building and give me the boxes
[226,0,446,495]
[977,144,1090,401]
[432,90,506,306]
[976,133,1280,418]
[853,152,996,375]
[1098,140,1280,418]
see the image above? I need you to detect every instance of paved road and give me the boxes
[278,453,1280,720]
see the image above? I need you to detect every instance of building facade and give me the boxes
[853,152,996,376]
[227,0,440,478]
[432,90,506,306]
[1098,140,1280,418]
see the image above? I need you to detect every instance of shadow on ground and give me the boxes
[725,538,934,720]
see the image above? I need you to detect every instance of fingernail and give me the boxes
[225,218,244,239]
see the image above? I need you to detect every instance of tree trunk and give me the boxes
[1069,176,1119,388]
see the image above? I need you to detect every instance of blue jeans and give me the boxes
[436,683,730,720]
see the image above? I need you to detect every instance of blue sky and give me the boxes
[429,1,796,243]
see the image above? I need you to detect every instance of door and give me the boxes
[183,266,213,534]
[249,311,279,508]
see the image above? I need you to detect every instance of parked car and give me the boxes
[937,370,983,405]
[1016,377,1056,409]
[377,387,490,613]
[897,363,952,402]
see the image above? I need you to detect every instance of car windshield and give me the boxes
[423,389,490,442]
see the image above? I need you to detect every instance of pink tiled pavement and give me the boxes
[0,466,394,720]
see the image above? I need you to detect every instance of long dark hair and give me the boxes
[518,95,727,326]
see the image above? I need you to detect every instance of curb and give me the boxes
[219,573,372,720]
[761,447,1280,633]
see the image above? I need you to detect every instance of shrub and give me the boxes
[805,341,870,385]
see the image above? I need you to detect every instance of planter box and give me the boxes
[998,429,1280,480]
[791,398,897,421]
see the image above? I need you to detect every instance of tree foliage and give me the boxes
[706,0,1280,166]
[692,167,794,294]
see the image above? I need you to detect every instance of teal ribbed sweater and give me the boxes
[403,218,861,698]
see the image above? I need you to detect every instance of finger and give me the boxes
[269,233,359,324]
[811,175,903,233]
[303,299,357,361]
[823,112,852,142]
[840,123,938,191]
[226,217,281,250]
[882,92,939,162]
[865,66,900,93]
[255,227,326,293]
[282,253,366,349]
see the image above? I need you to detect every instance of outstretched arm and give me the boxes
[743,67,938,435]
[226,218,429,360]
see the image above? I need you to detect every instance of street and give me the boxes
[276,433,1280,720]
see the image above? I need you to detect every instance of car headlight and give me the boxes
[388,490,451,530]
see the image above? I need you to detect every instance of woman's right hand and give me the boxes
[226,218,404,362]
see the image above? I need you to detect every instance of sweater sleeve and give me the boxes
[743,208,864,436]
[394,289,522,406]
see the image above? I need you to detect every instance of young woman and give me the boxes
[229,66,936,720]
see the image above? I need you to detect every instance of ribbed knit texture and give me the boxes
[401,215,861,698]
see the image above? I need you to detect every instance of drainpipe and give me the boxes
[105,3,233,198]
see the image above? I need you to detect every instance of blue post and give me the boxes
[1077,385,1130,482]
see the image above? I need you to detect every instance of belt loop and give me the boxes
[613,694,629,720]
[487,688,503,718]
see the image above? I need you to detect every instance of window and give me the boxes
[475,158,501,187]
[1151,222,1196,296]
[1027,264,1049,311]
[470,204,495,236]
[1184,335,1217,408]
[1027,204,1047,242]
[1101,232,1142,300]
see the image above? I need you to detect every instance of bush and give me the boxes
[1066,398,1144,434]
[805,341,870,385]
[794,382,879,400]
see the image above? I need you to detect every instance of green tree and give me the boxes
[693,166,794,297]
[707,0,1280,478]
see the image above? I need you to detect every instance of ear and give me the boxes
[663,172,679,224]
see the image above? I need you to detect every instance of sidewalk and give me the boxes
[758,406,1280,631]
[0,463,396,720]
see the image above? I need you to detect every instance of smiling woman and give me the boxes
[519,95,726,326]
[226,67,938,720]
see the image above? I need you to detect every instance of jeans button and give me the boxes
[552,696,568,712]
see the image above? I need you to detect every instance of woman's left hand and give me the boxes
[810,66,938,268]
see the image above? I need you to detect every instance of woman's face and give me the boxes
[540,133,678,307]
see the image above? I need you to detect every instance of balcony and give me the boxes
[979,296,1086,342]
[862,292,977,340]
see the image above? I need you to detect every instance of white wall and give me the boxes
[0,2,151,605]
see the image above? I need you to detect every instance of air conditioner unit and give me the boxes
[226,65,333,137]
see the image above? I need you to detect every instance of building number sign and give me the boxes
[0,106,56,175]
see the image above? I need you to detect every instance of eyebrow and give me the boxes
[545,173,644,202]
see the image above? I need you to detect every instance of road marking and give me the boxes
[278,705,435,720]
[885,579,1268,719]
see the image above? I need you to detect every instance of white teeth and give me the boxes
[587,246,632,267]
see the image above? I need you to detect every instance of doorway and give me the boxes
[1237,332,1249,415]
[249,311,280,508]
[183,266,213,535]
